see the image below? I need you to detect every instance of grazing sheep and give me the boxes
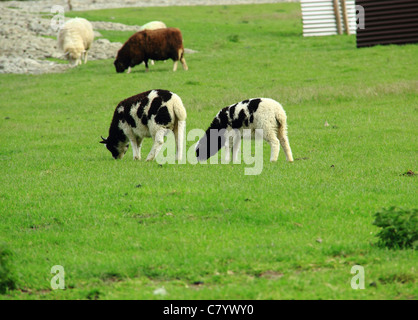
[100,89,187,162]
[58,18,94,67]
[139,21,167,66]
[196,98,294,163]
[139,21,167,31]
[114,27,188,73]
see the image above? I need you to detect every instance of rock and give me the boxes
[153,287,167,296]
[0,56,68,74]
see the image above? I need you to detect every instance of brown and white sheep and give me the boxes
[113,27,188,73]
[58,18,94,67]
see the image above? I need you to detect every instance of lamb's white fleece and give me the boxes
[58,18,94,67]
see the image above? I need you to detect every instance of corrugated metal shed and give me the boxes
[356,0,418,48]
[301,0,357,36]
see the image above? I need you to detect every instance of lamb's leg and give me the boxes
[266,133,280,162]
[130,139,140,160]
[223,138,231,163]
[232,134,241,163]
[83,51,88,64]
[173,60,178,72]
[144,60,149,72]
[174,121,185,162]
[146,129,167,161]
[181,56,188,71]
[277,127,294,162]
[136,137,144,160]
[278,136,293,162]
[176,48,188,71]
[127,66,132,74]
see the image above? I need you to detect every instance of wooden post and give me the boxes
[333,0,342,35]
[341,0,350,35]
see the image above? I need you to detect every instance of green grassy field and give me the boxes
[0,3,417,300]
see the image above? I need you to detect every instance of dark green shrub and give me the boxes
[0,243,16,294]
[373,207,418,249]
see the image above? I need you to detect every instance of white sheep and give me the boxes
[196,98,294,163]
[58,18,94,67]
[139,21,167,32]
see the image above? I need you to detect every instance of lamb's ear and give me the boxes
[100,136,108,144]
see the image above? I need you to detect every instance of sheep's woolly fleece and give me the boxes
[0,0,296,74]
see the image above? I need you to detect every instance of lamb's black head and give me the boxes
[114,59,127,73]
[195,135,208,161]
[195,129,226,161]
[100,136,128,159]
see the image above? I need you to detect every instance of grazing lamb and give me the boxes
[114,27,188,73]
[58,18,94,67]
[139,21,167,66]
[139,21,167,31]
[100,89,187,162]
[195,98,294,163]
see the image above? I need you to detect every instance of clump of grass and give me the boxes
[227,34,239,43]
[86,289,101,300]
[373,207,418,249]
[0,243,16,294]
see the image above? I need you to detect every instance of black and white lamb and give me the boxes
[195,98,294,163]
[101,89,186,161]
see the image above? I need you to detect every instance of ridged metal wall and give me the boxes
[301,0,357,36]
[356,0,418,48]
